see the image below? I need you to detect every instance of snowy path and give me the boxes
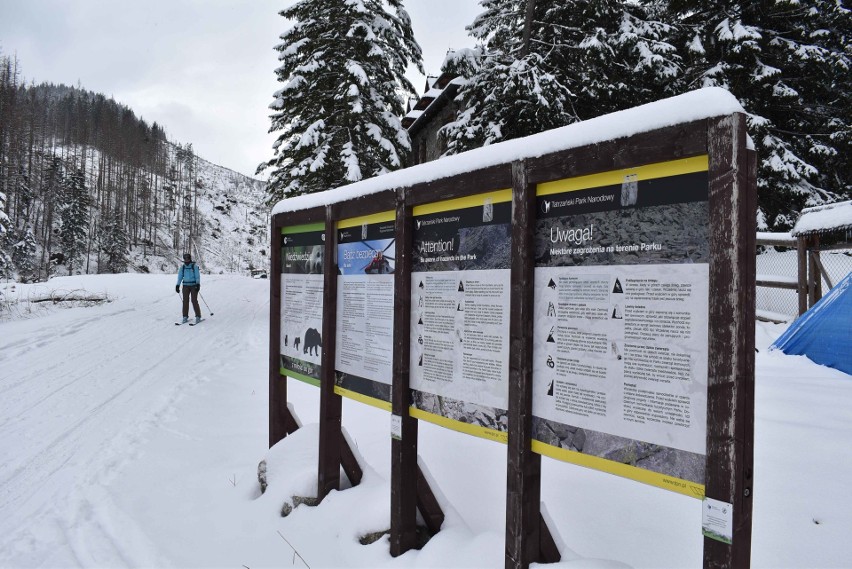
[0,275,270,567]
[2,274,852,568]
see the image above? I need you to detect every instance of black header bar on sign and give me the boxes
[282,230,325,248]
[339,220,395,244]
[414,201,511,238]
[537,171,709,219]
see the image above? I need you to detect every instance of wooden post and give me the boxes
[391,187,419,556]
[797,236,808,315]
[269,215,288,447]
[317,205,342,499]
[505,160,543,569]
[808,235,822,306]
[504,162,561,568]
[704,114,755,569]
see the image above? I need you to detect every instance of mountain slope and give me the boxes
[0,76,271,281]
[166,152,269,276]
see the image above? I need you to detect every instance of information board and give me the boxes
[409,190,512,442]
[531,156,710,497]
[334,212,396,410]
[281,223,325,386]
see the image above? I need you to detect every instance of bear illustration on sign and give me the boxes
[303,328,322,356]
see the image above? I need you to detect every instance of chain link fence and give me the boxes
[756,234,852,322]
[756,243,800,321]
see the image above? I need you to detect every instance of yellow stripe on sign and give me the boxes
[334,385,392,412]
[337,210,395,229]
[531,440,706,499]
[413,189,512,217]
[537,155,709,196]
[409,407,508,444]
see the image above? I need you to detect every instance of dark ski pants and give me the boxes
[182,285,201,318]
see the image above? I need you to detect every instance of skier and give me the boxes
[176,253,202,324]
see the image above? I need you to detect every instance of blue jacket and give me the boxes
[177,262,200,287]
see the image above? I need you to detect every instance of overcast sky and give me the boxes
[0,0,482,178]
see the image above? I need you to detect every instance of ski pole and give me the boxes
[199,291,214,316]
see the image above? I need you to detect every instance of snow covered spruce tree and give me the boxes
[666,0,851,229]
[541,0,682,120]
[98,211,129,274]
[441,0,681,155]
[0,190,11,277]
[259,0,423,201]
[11,226,38,282]
[441,0,577,155]
[58,169,91,275]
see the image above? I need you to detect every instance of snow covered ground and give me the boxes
[1,274,850,568]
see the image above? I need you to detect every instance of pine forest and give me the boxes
[0,54,269,282]
[436,0,850,230]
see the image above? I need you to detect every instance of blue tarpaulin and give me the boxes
[771,271,852,375]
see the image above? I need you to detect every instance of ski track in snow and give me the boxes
[0,275,266,567]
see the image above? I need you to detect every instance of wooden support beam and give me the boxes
[809,250,833,290]
[808,235,823,305]
[416,465,445,535]
[404,165,513,207]
[505,160,559,568]
[390,188,419,556]
[538,513,561,564]
[317,206,342,499]
[269,215,287,448]
[284,409,300,436]
[797,237,808,316]
[525,120,708,185]
[755,278,797,290]
[339,433,363,487]
[703,115,755,569]
[755,236,796,248]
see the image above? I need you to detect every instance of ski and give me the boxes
[189,318,205,326]
[175,320,189,326]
